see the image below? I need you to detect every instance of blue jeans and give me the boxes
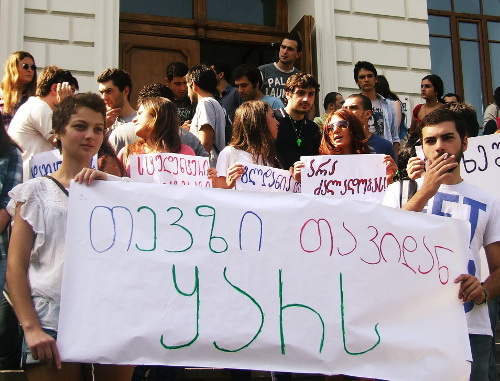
[469,334,491,381]
[21,328,57,368]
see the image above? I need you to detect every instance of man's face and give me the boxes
[166,75,188,101]
[286,86,316,115]
[235,76,259,101]
[279,38,301,66]
[98,81,126,110]
[356,68,377,92]
[443,95,458,104]
[421,121,468,171]
[342,97,369,125]
[334,94,345,110]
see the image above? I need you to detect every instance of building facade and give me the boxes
[0,0,498,118]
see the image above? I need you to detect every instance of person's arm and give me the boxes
[0,147,22,231]
[483,104,497,125]
[212,163,245,189]
[482,241,500,301]
[402,153,458,212]
[383,155,397,185]
[394,100,403,131]
[6,203,61,369]
[389,102,400,159]
[198,124,214,154]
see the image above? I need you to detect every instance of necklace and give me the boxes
[287,114,306,147]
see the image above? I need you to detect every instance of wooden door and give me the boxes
[290,15,316,117]
[120,34,200,108]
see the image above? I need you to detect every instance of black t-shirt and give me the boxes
[173,98,195,125]
[274,108,321,170]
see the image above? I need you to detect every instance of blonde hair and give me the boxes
[0,51,37,114]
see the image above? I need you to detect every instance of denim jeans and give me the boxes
[469,334,491,381]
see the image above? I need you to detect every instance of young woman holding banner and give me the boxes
[119,96,195,175]
[210,100,281,189]
[293,109,397,185]
[6,93,133,380]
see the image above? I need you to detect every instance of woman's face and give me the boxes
[57,106,105,161]
[133,105,154,139]
[17,56,36,87]
[420,79,437,100]
[327,115,353,154]
[266,107,279,140]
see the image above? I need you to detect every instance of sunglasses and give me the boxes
[326,120,349,130]
[21,63,37,71]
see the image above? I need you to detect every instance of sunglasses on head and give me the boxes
[326,120,349,130]
[21,63,37,71]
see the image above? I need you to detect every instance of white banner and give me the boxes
[29,150,97,179]
[58,181,471,380]
[236,163,301,193]
[461,134,500,198]
[129,153,211,187]
[300,154,387,203]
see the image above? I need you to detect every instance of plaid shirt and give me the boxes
[0,145,22,259]
[0,92,29,130]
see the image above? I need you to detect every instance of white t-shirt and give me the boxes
[383,178,500,336]
[8,97,54,182]
[215,146,267,177]
[189,97,225,167]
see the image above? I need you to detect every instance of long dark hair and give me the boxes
[422,74,444,102]
[319,109,370,155]
[375,75,400,101]
[230,100,281,168]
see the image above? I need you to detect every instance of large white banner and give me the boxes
[461,134,500,198]
[300,154,387,203]
[236,163,301,193]
[58,182,471,381]
[129,153,211,187]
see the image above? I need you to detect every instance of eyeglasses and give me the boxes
[21,63,37,71]
[326,120,349,130]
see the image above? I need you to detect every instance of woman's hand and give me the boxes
[292,161,304,183]
[74,168,108,185]
[383,155,398,184]
[226,163,245,188]
[24,327,61,369]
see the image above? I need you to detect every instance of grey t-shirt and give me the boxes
[258,62,300,103]
[189,97,226,167]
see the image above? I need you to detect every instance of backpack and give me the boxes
[398,179,418,207]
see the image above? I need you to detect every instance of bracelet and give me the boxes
[473,287,488,305]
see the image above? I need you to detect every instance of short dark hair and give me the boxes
[233,64,263,88]
[346,93,372,112]
[443,93,462,103]
[422,74,444,102]
[52,92,106,148]
[494,86,500,106]
[166,62,189,81]
[353,61,378,82]
[137,83,174,103]
[323,92,341,111]
[283,33,303,52]
[36,66,79,97]
[445,102,479,137]
[419,108,467,141]
[284,73,320,94]
[97,68,132,100]
[187,64,218,96]
[212,62,232,82]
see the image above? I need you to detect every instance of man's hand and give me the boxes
[56,82,74,104]
[105,108,121,128]
[454,274,486,304]
[419,153,458,197]
[181,120,191,131]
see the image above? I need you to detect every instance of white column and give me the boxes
[313,0,338,94]
[94,0,119,74]
[0,0,25,64]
